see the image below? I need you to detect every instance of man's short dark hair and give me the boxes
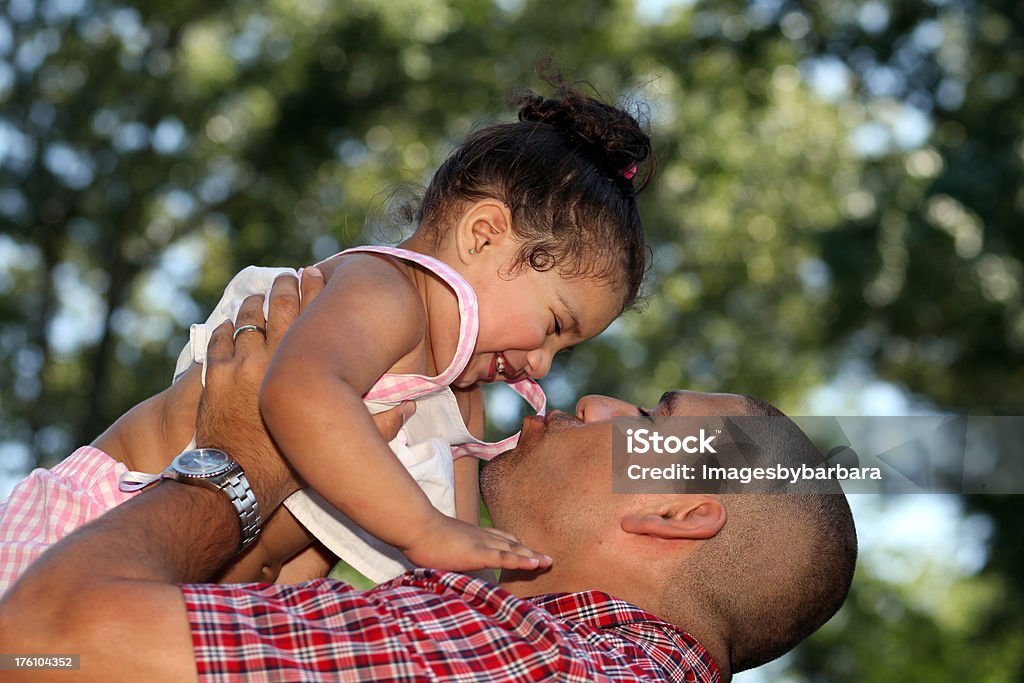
[663,401,858,671]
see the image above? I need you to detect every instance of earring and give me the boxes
[469,248,476,255]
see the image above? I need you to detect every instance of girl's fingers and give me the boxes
[482,529,552,568]
[495,549,553,570]
[483,527,521,544]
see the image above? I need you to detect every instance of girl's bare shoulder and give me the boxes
[315,250,414,287]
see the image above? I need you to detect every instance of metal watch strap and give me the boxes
[221,468,262,552]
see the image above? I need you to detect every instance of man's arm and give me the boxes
[0,272,338,681]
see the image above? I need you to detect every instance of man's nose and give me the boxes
[575,395,643,422]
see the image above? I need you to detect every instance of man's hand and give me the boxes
[195,270,320,511]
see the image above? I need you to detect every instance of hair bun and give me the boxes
[516,86,652,187]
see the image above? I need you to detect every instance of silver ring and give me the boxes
[232,324,266,341]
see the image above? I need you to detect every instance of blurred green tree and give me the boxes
[1,0,1021,680]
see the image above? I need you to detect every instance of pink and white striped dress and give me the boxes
[0,446,138,595]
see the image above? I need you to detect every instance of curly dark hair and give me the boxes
[417,75,653,311]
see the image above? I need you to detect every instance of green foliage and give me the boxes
[2,0,1022,680]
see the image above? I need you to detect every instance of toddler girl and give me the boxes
[0,83,652,591]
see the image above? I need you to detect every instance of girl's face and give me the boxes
[453,257,624,388]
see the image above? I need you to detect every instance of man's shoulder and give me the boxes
[182,570,720,682]
[380,570,722,682]
[529,589,720,682]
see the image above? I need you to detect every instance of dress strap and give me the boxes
[452,377,547,460]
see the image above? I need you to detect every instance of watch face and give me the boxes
[174,449,232,476]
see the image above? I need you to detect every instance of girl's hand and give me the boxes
[401,514,553,572]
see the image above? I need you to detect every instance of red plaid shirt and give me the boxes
[184,569,720,682]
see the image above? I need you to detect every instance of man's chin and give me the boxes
[479,447,521,513]
[478,451,505,491]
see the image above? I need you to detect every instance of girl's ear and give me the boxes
[454,199,513,265]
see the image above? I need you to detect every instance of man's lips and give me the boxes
[545,410,582,426]
[521,410,580,436]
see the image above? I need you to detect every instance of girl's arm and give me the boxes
[94,363,202,472]
[215,507,316,583]
[453,386,485,526]
[275,543,337,584]
[454,459,482,526]
[260,255,549,572]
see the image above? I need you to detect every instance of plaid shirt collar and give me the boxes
[528,588,721,683]
[529,589,675,629]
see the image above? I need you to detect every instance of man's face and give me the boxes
[480,390,753,553]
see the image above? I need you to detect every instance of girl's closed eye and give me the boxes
[553,314,563,335]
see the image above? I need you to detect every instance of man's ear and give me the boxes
[620,496,726,539]
[454,199,512,264]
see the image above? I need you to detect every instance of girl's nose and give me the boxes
[525,348,553,379]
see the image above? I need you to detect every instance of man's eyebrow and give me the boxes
[658,391,678,412]
[558,293,582,335]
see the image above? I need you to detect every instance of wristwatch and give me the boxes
[163,448,262,553]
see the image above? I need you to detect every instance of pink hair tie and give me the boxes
[621,162,638,180]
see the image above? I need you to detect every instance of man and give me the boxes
[0,275,857,682]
